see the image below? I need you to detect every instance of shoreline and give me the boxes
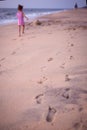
[0,8,87,130]
[0,8,69,26]
[0,7,85,27]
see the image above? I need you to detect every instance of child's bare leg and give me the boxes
[18,25,21,36]
[22,25,25,34]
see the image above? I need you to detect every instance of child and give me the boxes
[17,4,28,36]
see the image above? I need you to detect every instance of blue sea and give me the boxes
[0,8,66,25]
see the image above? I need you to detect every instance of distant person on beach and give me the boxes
[17,4,28,36]
[74,3,78,9]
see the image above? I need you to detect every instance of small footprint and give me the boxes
[62,87,70,99]
[62,91,70,99]
[37,80,43,84]
[78,107,83,112]
[37,76,47,84]
[82,125,87,130]
[70,56,73,60]
[11,51,16,55]
[43,76,48,80]
[65,74,71,81]
[60,66,64,69]
[41,66,46,70]
[35,94,44,104]
[72,28,76,31]
[48,57,53,62]
[73,122,81,130]
[0,57,5,62]
[46,106,56,122]
[60,63,65,69]
[71,44,74,47]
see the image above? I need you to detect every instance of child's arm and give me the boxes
[23,13,28,20]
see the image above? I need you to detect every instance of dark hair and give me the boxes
[18,4,23,11]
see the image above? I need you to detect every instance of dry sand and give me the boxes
[0,8,87,130]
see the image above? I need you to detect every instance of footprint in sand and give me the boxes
[41,66,46,70]
[72,121,87,130]
[43,76,48,80]
[48,57,53,62]
[72,27,76,31]
[70,56,73,60]
[62,89,70,99]
[60,66,65,69]
[11,51,16,55]
[37,80,43,84]
[73,122,81,130]
[60,63,65,69]
[82,124,87,130]
[37,76,48,84]
[71,44,74,47]
[80,89,87,94]
[35,94,44,104]
[0,57,5,62]
[46,106,56,122]
[78,107,83,112]
[65,74,71,82]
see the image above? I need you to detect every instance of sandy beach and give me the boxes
[0,8,87,130]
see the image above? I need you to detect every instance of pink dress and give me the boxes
[17,11,24,25]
